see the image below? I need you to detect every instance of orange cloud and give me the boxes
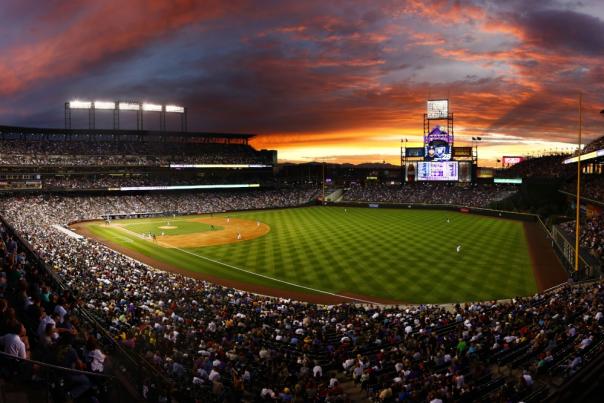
[0,0,235,95]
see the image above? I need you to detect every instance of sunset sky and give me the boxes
[1,0,604,166]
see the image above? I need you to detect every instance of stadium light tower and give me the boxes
[471,137,482,163]
[65,100,187,131]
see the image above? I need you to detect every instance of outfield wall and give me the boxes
[331,200,536,221]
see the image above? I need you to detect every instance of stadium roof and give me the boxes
[0,124,256,140]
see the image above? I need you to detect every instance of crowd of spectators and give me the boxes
[0,140,271,167]
[496,155,573,179]
[560,216,604,263]
[343,183,515,208]
[0,221,110,400]
[562,175,604,202]
[0,190,602,402]
[577,136,604,155]
[41,174,270,190]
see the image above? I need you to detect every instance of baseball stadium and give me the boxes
[0,98,602,403]
[2,3,604,402]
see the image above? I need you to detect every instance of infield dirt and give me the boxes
[117,217,270,248]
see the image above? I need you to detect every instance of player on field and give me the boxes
[237,232,242,240]
[456,244,461,253]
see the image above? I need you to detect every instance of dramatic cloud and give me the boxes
[0,0,603,164]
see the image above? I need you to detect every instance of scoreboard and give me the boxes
[417,161,458,181]
[427,100,449,119]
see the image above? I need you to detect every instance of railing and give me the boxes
[0,350,120,403]
[551,225,601,278]
[0,214,168,401]
[559,190,604,208]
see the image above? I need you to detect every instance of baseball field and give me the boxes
[72,206,556,305]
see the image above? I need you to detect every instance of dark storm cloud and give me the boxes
[520,9,604,55]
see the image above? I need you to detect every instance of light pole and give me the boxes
[574,94,583,273]
[322,161,325,205]
[471,136,482,163]
[400,138,408,186]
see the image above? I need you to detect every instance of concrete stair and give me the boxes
[340,378,369,402]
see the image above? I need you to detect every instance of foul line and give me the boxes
[113,225,386,305]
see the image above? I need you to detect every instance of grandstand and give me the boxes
[0,125,276,192]
[0,115,602,403]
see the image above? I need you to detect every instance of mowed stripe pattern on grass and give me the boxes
[87,207,537,304]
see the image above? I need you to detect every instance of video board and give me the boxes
[405,147,425,157]
[477,167,494,178]
[453,147,473,158]
[417,161,458,181]
[424,125,452,161]
[494,178,522,184]
[502,156,524,166]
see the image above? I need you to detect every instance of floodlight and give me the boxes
[69,100,92,109]
[94,101,115,110]
[165,105,185,113]
[119,102,140,111]
[142,103,162,111]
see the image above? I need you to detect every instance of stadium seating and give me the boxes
[0,139,271,167]
[496,155,573,179]
[343,182,516,207]
[1,191,602,402]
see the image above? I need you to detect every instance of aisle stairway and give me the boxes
[339,378,368,402]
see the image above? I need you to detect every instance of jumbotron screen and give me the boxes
[417,161,459,181]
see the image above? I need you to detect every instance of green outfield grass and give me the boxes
[85,207,537,303]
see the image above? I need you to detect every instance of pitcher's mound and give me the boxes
[159,226,177,229]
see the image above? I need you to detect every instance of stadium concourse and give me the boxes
[0,189,602,403]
